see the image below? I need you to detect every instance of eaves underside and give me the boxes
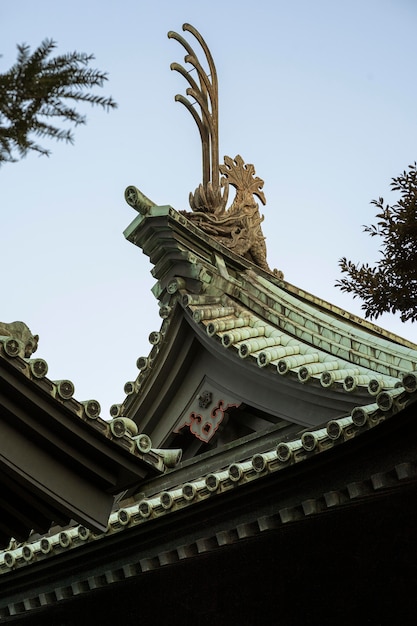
[0,336,169,546]
[1,397,417,621]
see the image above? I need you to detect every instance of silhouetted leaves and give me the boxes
[0,39,117,165]
[336,163,417,322]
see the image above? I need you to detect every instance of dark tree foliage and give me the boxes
[337,163,417,322]
[0,39,117,164]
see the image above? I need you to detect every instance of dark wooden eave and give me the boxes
[0,353,161,547]
[1,399,417,624]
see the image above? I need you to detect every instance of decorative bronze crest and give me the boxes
[169,24,281,276]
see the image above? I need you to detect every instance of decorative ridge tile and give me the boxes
[183,296,405,395]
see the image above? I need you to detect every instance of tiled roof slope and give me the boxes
[1,203,417,618]
[184,289,412,390]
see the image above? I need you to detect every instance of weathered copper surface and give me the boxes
[169,24,281,276]
[168,23,223,212]
[190,154,271,271]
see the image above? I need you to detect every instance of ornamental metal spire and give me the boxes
[125,24,281,276]
[169,24,281,276]
[168,23,227,214]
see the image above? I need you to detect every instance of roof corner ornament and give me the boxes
[0,321,39,358]
[169,24,283,278]
[124,186,155,215]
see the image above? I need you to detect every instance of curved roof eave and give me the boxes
[117,204,417,446]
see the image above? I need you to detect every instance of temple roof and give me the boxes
[114,204,417,446]
[0,323,177,547]
[1,22,417,622]
[1,379,416,620]
[2,199,417,588]
[2,164,417,626]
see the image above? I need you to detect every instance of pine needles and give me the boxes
[336,163,417,322]
[0,39,117,164]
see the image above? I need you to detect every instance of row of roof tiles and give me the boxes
[191,298,409,392]
[0,336,175,473]
[116,290,417,416]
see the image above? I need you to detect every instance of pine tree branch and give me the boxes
[0,39,117,165]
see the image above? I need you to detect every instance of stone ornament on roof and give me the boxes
[168,24,283,277]
[189,154,271,272]
[0,320,38,358]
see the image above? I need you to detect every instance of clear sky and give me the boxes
[1,0,417,416]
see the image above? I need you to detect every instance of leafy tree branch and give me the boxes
[0,39,117,165]
[336,163,417,322]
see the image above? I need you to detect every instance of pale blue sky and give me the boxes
[1,0,417,415]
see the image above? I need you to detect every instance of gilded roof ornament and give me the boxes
[169,24,282,277]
